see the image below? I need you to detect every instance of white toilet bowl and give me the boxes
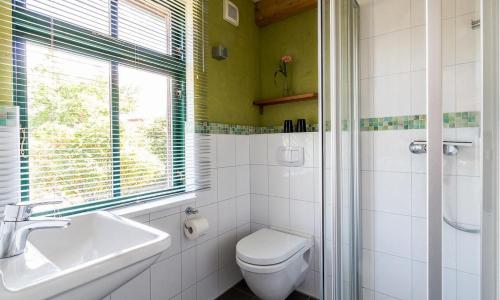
[236,228,313,300]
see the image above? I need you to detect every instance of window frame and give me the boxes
[11,0,187,216]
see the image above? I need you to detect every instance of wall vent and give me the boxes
[223,0,239,27]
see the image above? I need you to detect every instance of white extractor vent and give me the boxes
[223,0,239,27]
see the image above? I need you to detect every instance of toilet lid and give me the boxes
[236,228,309,266]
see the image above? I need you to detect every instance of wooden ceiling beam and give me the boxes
[255,0,317,27]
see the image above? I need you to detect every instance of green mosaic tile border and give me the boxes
[360,114,427,131]
[360,111,480,131]
[196,111,480,134]
[195,122,318,135]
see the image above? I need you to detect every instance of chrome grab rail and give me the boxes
[409,140,472,156]
[409,140,479,233]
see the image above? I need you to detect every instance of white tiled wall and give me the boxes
[248,132,321,298]
[102,134,251,300]
[359,0,481,299]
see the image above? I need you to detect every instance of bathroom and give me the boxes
[0,0,497,299]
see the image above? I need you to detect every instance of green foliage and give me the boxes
[27,54,171,205]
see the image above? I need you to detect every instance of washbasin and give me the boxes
[0,211,170,300]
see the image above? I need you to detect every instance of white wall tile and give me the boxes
[236,165,250,196]
[443,66,456,112]
[374,252,412,300]
[411,0,425,26]
[218,198,236,233]
[411,173,426,218]
[457,272,480,300]
[411,71,426,115]
[360,0,373,39]
[374,211,411,258]
[196,239,219,280]
[290,200,315,235]
[457,230,480,274]
[373,73,411,117]
[250,134,267,165]
[411,25,426,71]
[218,229,237,268]
[442,0,456,19]
[196,271,218,300]
[218,263,242,295]
[151,254,182,300]
[150,213,181,261]
[181,246,197,290]
[268,166,290,198]
[455,62,480,112]
[362,210,374,250]
[455,0,480,16]
[236,194,250,226]
[443,268,457,300]
[269,196,290,229]
[373,30,411,76]
[361,79,374,118]
[457,176,480,226]
[237,223,251,240]
[217,167,236,201]
[411,217,427,262]
[361,171,373,210]
[442,19,456,66]
[111,269,150,300]
[373,131,412,172]
[373,171,411,215]
[267,133,290,166]
[456,13,480,64]
[250,194,269,225]
[373,0,410,35]
[361,38,373,79]
[443,224,457,269]
[250,165,268,195]
[182,286,197,300]
[290,133,315,167]
[361,132,374,171]
[411,261,427,300]
[456,128,481,176]
[362,249,375,289]
[235,135,249,165]
[290,167,315,202]
[216,135,235,168]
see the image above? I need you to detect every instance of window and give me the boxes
[12,0,188,214]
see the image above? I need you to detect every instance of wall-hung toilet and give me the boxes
[236,228,313,300]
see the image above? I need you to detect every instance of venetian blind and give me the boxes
[0,0,210,214]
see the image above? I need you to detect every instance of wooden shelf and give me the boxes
[253,93,318,114]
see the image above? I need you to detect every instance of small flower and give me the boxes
[281,55,292,63]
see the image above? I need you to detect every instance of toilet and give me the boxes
[236,228,313,300]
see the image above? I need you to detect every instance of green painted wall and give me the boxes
[207,2,318,127]
[258,8,318,126]
[207,0,261,125]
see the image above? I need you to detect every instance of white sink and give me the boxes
[0,211,170,300]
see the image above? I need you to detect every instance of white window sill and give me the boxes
[110,192,197,219]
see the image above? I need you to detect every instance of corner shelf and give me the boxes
[253,93,318,114]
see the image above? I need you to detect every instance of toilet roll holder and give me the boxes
[184,206,199,216]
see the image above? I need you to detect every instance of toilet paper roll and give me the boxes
[184,216,209,240]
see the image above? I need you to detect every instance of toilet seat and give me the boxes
[236,228,312,273]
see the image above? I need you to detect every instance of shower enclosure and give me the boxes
[320,0,499,299]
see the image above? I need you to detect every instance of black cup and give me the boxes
[296,119,306,132]
[284,120,294,133]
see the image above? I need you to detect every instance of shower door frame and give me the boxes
[320,0,500,299]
